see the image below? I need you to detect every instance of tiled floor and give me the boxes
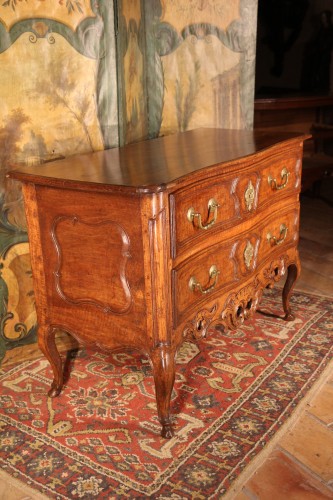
[1,185,333,499]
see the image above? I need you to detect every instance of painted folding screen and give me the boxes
[0,1,118,360]
[118,0,258,143]
[0,0,258,361]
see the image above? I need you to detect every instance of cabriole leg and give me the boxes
[38,325,63,397]
[150,345,176,439]
[282,262,300,321]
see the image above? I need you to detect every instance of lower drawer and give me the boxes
[172,206,299,326]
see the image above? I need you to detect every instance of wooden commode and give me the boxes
[8,128,310,438]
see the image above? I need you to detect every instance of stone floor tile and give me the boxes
[299,255,333,279]
[231,490,252,500]
[0,474,46,500]
[279,415,333,482]
[244,450,333,499]
[295,267,333,297]
[308,384,333,425]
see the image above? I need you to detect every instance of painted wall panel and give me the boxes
[0,0,258,361]
[0,1,118,359]
[118,0,257,142]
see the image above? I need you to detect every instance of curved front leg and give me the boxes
[150,345,176,439]
[38,325,63,397]
[282,262,300,321]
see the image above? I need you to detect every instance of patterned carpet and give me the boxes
[0,288,332,499]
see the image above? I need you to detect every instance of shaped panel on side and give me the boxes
[51,215,132,314]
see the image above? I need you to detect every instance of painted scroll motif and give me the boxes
[0,1,117,361]
[0,0,95,32]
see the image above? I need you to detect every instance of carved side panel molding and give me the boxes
[51,215,132,314]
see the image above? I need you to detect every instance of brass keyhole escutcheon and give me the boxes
[245,180,255,211]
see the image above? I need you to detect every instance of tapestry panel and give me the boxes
[118,0,258,142]
[0,1,118,361]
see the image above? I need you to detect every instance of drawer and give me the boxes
[170,151,301,257]
[172,205,299,326]
[258,153,301,207]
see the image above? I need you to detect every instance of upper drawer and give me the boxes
[169,151,301,258]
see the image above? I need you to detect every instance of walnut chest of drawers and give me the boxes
[8,128,309,438]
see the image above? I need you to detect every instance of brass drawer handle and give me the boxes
[189,265,220,294]
[268,167,290,190]
[187,198,220,230]
[267,224,288,246]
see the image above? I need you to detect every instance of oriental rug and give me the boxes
[0,288,332,499]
